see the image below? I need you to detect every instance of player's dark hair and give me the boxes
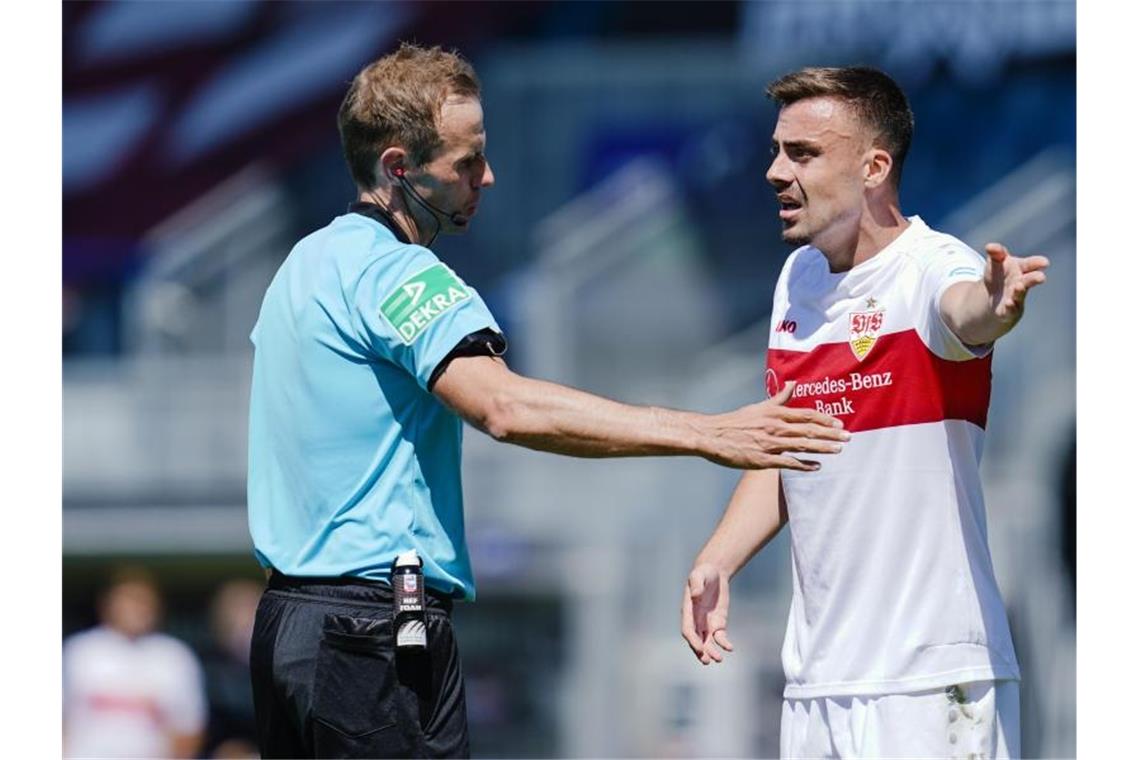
[338,42,481,190]
[767,66,914,187]
[101,564,159,595]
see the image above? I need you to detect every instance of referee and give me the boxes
[247,43,848,759]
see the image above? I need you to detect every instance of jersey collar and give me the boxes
[348,201,413,245]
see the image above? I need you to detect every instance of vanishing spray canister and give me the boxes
[392,550,427,650]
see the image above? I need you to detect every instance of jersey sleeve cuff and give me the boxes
[934,275,994,360]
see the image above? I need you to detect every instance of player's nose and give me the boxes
[766,154,792,188]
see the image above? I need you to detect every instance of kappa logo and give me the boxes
[849,296,885,361]
[380,263,471,344]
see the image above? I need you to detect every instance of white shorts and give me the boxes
[780,680,1020,759]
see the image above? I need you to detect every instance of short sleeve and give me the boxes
[917,243,990,361]
[767,256,793,352]
[764,249,801,398]
[354,246,501,389]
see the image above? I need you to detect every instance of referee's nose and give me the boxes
[481,160,495,189]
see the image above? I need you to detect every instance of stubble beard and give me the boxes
[781,225,812,247]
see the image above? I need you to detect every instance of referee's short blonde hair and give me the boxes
[338,43,481,190]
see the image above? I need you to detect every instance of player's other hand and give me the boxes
[681,562,733,665]
[983,242,1049,328]
[702,381,848,470]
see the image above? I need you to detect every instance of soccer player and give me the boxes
[247,44,849,759]
[680,66,1048,758]
[63,568,206,759]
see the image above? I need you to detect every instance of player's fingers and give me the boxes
[681,609,704,658]
[703,637,725,663]
[1018,255,1050,273]
[683,630,704,658]
[681,588,696,630]
[1021,271,1047,290]
[712,629,735,653]
[682,589,712,660]
[985,243,1009,262]
[687,570,707,598]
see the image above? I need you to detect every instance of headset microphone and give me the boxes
[392,167,467,227]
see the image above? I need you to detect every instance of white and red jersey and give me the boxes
[766,216,1020,699]
[63,626,207,758]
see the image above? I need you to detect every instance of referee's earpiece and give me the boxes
[391,166,406,180]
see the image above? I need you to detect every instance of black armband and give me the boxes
[427,328,508,391]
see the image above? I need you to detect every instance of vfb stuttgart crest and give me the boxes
[849,297,885,361]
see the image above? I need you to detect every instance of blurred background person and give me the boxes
[201,579,261,759]
[62,566,206,759]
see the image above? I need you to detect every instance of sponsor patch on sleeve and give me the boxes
[380,263,472,344]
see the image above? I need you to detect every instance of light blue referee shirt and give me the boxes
[247,208,502,600]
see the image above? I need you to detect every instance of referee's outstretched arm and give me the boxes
[431,354,849,471]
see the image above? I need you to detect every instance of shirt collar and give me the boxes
[348,201,412,245]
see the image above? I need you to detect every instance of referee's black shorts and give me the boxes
[250,572,469,759]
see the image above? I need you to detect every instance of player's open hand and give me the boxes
[681,563,733,665]
[703,382,848,470]
[983,243,1049,328]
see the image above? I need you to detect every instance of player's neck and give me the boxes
[105,622,149,641]
[817,199,909,273]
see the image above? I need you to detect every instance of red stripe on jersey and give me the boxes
[766,329,991,433]
[88,693,164,723]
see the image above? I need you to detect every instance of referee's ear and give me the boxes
[378,147,409,187]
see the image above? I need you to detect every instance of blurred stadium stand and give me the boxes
[63,1,1075,757]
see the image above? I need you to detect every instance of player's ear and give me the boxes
[864,148,893,190]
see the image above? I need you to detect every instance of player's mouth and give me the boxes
[777,195,803,222]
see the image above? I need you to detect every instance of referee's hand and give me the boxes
[682,563,733,665]
[700,382,848,471]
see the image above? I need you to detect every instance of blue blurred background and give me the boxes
[62,1,1075,757]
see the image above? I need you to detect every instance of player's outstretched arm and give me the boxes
[432,355,848,470]
[681,468,787,664]
[940,242,1050,346]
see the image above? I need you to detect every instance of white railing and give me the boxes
[122,164,292,355]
